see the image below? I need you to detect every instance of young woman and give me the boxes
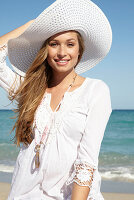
[0,0,112,199]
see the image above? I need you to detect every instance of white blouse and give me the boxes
[0,44,112,200]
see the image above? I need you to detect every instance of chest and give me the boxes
[46,90,66,112]
[33,92,89,142]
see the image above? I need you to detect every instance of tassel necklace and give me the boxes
[34,73,77,168]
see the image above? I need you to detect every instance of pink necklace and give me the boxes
[34,73,77,168]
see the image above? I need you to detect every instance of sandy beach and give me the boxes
[0,182,10,200]
[102,192,134,200]
[1,182,134,200]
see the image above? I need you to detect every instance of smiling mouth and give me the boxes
[54,59,70,65]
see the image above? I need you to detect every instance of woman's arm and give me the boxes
[0,45,22,93]
[0,20,34,93]
[0,20,34,46]
[71,183,90,200]
[67,80,112,199]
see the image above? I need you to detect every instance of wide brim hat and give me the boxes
[7,0,112,77]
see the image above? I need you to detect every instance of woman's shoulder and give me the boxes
[72,76,111,104]
[82,77,111,105]
[85,77,110,92]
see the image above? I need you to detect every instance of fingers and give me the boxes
[0,44,7,51]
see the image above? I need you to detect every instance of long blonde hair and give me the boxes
[9,31,85,147]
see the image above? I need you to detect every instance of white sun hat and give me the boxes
[7,0,112,77]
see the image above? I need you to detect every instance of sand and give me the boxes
[1,182,134,200]
[102,192,134,200]
[0,182,10,200]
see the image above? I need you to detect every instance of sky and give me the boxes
[0,0,134,110]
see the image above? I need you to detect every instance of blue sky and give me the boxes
[0,0,134,109]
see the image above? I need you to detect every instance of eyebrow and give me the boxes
[49,38,76,42]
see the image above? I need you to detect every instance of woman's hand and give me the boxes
[0,19,35,46]
[0,44,7,51]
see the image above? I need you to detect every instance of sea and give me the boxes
[0,109,134,183]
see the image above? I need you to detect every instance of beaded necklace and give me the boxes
[34,73,77,168]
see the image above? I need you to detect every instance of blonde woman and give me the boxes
[0,0,112,199]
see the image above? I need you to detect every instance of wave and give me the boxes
[99,152,134,165]
[0,164,14,173]
[101,172,134,182]
[100,166,134,182]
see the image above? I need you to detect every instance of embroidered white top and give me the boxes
[0,44,112,200]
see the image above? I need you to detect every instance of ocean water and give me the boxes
[0,109,134,182]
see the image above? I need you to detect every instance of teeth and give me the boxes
[56,60,68,63]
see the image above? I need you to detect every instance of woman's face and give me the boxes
[47,31,80,74]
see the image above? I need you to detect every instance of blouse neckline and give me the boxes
[45,78,88,113]
[66,77,88,94]
[45,77,88,96]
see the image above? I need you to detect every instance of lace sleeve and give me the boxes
[66,160,95,188]
[0,43,8,64]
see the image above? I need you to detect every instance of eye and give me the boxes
[49,43,57,47]
[68,43,74,47]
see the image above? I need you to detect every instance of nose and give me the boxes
[57,45,67,58]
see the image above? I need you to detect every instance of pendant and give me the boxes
[35,144,41,168]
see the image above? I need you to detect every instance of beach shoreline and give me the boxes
[1,171,134,194]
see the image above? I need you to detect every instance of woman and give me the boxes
[0,0,112,199]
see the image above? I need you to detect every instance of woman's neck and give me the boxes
[48,69,77,89]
